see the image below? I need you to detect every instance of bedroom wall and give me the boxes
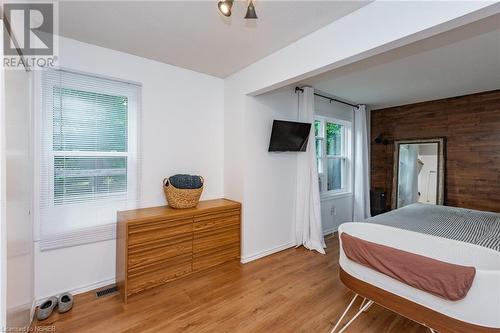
[371,89,500,212]
[240,89,298,262]
[0,50,5,330]
[4,70,34,327]
[34,37,224,300]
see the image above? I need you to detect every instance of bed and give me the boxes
[333,203,500,333]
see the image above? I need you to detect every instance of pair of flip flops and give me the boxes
[36,292,74,321]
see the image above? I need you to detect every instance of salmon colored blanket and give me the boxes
[341,232,476,301]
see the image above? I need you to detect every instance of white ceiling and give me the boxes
[301,13,500,109]
[57,1,369,78]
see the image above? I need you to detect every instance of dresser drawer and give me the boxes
[194,209,240,221]
[127,253,192,295]
[128,218,192,249]
[193,225,239,255]
[193,244,240,272]
[128,238,193,271]
[193,211,240,233]
[192,210,240,271]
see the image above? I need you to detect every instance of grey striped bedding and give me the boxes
[365,203,500,252]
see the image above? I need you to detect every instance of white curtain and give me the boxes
[353,105,371,221]
[295,87,326,254]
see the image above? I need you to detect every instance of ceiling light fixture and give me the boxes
[217,0,258,19]
[244,0,258,19]
[217,0,234,17]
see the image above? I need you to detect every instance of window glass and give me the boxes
[54,156,127,204]
[327,158,343,191]
[315,139,322,158]
[326,122,342,156]
[317,157,323,174]
[52,86,130,204]
[53,87,128,152]
[314,120,321,137]
[314,117,351,195]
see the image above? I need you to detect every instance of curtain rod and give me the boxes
[295,87,359,109]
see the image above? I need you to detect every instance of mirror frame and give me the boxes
[391,137,446,209]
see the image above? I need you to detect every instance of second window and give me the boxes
[314,117,352,196]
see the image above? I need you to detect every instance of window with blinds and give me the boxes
[314,116,352,196]
[38,70,141,248]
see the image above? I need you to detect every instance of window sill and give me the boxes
[320,191,353,201]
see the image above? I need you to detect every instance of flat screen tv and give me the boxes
[268,120,311,152]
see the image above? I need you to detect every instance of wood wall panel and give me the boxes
[370,90,500,212]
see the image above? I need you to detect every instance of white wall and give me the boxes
[4,69,34,327]
[240,89,299,261]
[0,29,6,329]
[34,37,224,300]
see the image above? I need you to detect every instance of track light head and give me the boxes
[244,0,258,19]
[218,0,234,17]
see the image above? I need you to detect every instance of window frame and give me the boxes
[34,69,141,249]
[45,75,138,206]
[314,116,352,199]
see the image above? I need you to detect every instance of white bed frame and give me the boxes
[331,222,500,333]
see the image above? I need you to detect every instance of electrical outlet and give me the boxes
[330,206,336,216]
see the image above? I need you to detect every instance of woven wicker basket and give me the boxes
[163,176,204,209]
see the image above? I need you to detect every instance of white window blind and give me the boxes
[38,70,141,249]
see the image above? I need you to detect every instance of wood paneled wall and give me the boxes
[370,90,500,213]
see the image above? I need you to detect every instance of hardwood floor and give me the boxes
[32,235,427,332]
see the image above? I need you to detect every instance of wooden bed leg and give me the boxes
[330,294,358,333]
[359,297,366,310]
[337,300,374,333]
[330,294,374,333]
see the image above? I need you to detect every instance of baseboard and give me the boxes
[69,277,116,297]
[30,299,36,326]
[323,227,338,236]
[35,277,116,305]
[240,241,296,264]
[240,229,338,264]
[6,302,34,328]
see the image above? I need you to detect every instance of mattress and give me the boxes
[366,203,500,251]
[339,222,500,328]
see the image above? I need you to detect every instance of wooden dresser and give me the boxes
[116,198,241,303]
